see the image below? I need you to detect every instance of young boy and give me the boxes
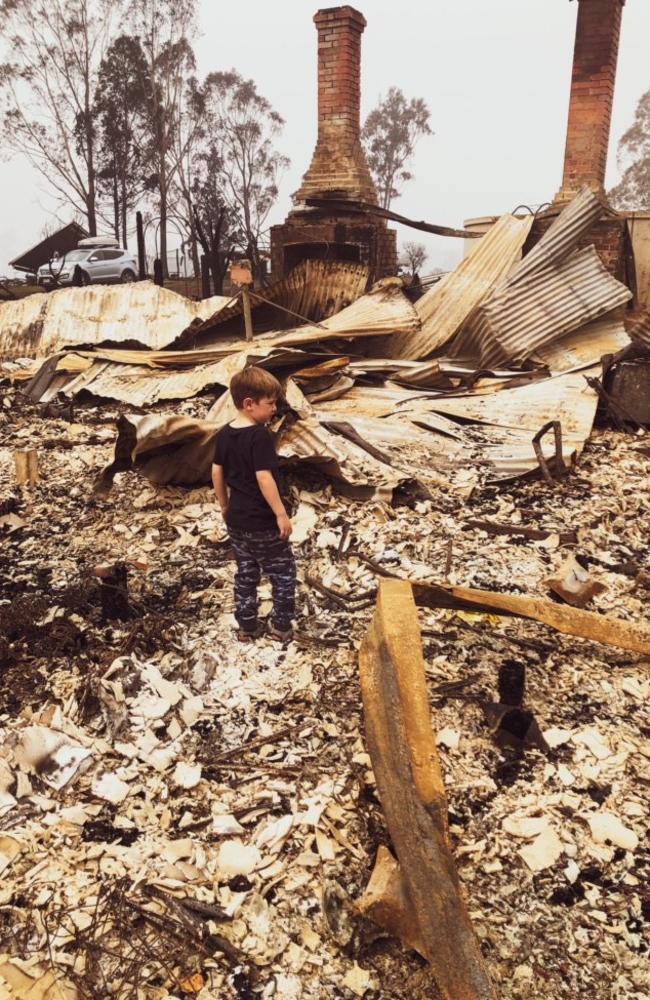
[212,367,296,642]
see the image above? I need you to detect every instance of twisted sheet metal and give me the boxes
[48,351,249,407]
[532,313,630,374]
[400,368,600,439]
[452,188,632,366]
[0,283,230,359]
[388,214,533,360]
[505,187,605,287]
[455,246,632,367]
[181,259,369,345]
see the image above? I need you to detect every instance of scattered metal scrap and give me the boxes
[38,878,248,999]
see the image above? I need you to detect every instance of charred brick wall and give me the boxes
[270,215,397,283]
[556,0,626,203]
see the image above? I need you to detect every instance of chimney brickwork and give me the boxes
[295,6,377,203]
[271,5,396,283]
[556,0,626,204]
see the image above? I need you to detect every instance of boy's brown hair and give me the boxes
[230,366,282,409]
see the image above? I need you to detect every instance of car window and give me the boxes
[103,250,124,260]
[88,251,107,262]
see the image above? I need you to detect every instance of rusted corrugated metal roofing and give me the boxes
[387,214,533,360]
[0,283,230,359]
[505,187,604,287]
[46,351,249,407]
[28,281,419,405]
[402,368,599,439]
[178,259,370,346]
[532,313,630,374]
[451,189,632,367]
[455,246,632,367]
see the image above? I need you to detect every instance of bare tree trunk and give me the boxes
[113,169,120,242]
[87,194,98,237]
[84,56,97,235]
[210,248,221,295]
[188,217,200,279]
[159,153,168,278]
[121,174,128,248]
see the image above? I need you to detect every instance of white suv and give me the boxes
[37,239,138,288]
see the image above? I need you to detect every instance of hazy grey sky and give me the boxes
[2,0,649,274]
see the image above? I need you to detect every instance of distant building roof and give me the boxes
[10,222,89,273]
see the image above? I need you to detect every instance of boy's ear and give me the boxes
[242,396,254,410]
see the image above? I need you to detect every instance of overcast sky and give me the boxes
[2,0,649,275]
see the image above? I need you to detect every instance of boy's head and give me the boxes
[230,366,282,424]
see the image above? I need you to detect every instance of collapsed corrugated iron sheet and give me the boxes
[24,281,419,406]
[505,186,605,286]
[44,351,249,407]
[401,368,599,439]
[0,282,230,359]
[454,247,632,367]
[388,214,534,361]
[451,189,632,366]
[191,276,418,351]
[314,394,586,486]
[532,312,630,374]
[176,259,370,346]
[96,379,405,500]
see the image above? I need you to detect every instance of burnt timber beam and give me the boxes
[359,579,496,1000]
[411,581,650,655]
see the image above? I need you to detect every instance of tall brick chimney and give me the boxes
[556,0,626,204]
[270,6,396,283]
[295,6,377,203]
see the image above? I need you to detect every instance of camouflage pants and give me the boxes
[229,528,296,632]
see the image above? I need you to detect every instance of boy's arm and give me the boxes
[256,470,292,540]
[212,463,229,518]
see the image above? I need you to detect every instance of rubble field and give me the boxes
[1,388,648,1000]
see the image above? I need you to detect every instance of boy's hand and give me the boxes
[276,512,292,540]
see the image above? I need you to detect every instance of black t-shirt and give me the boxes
[213,423,281,531]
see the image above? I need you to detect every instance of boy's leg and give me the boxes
[261,539,296,633]
[230,531,262,634]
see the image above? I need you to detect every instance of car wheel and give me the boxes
[120,269,136,283]
[79,270,91,287]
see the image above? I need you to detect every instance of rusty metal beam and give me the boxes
[304,196,481,239]
[359,579,496,1000]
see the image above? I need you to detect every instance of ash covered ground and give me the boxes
[0,392,648,1000]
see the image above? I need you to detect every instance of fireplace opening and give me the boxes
[283,241,362,270]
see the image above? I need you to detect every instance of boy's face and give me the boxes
[241,394,277,424]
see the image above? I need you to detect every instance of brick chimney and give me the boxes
[294,5,377,204]
[556,0,626,204]
[270,5,396,283]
